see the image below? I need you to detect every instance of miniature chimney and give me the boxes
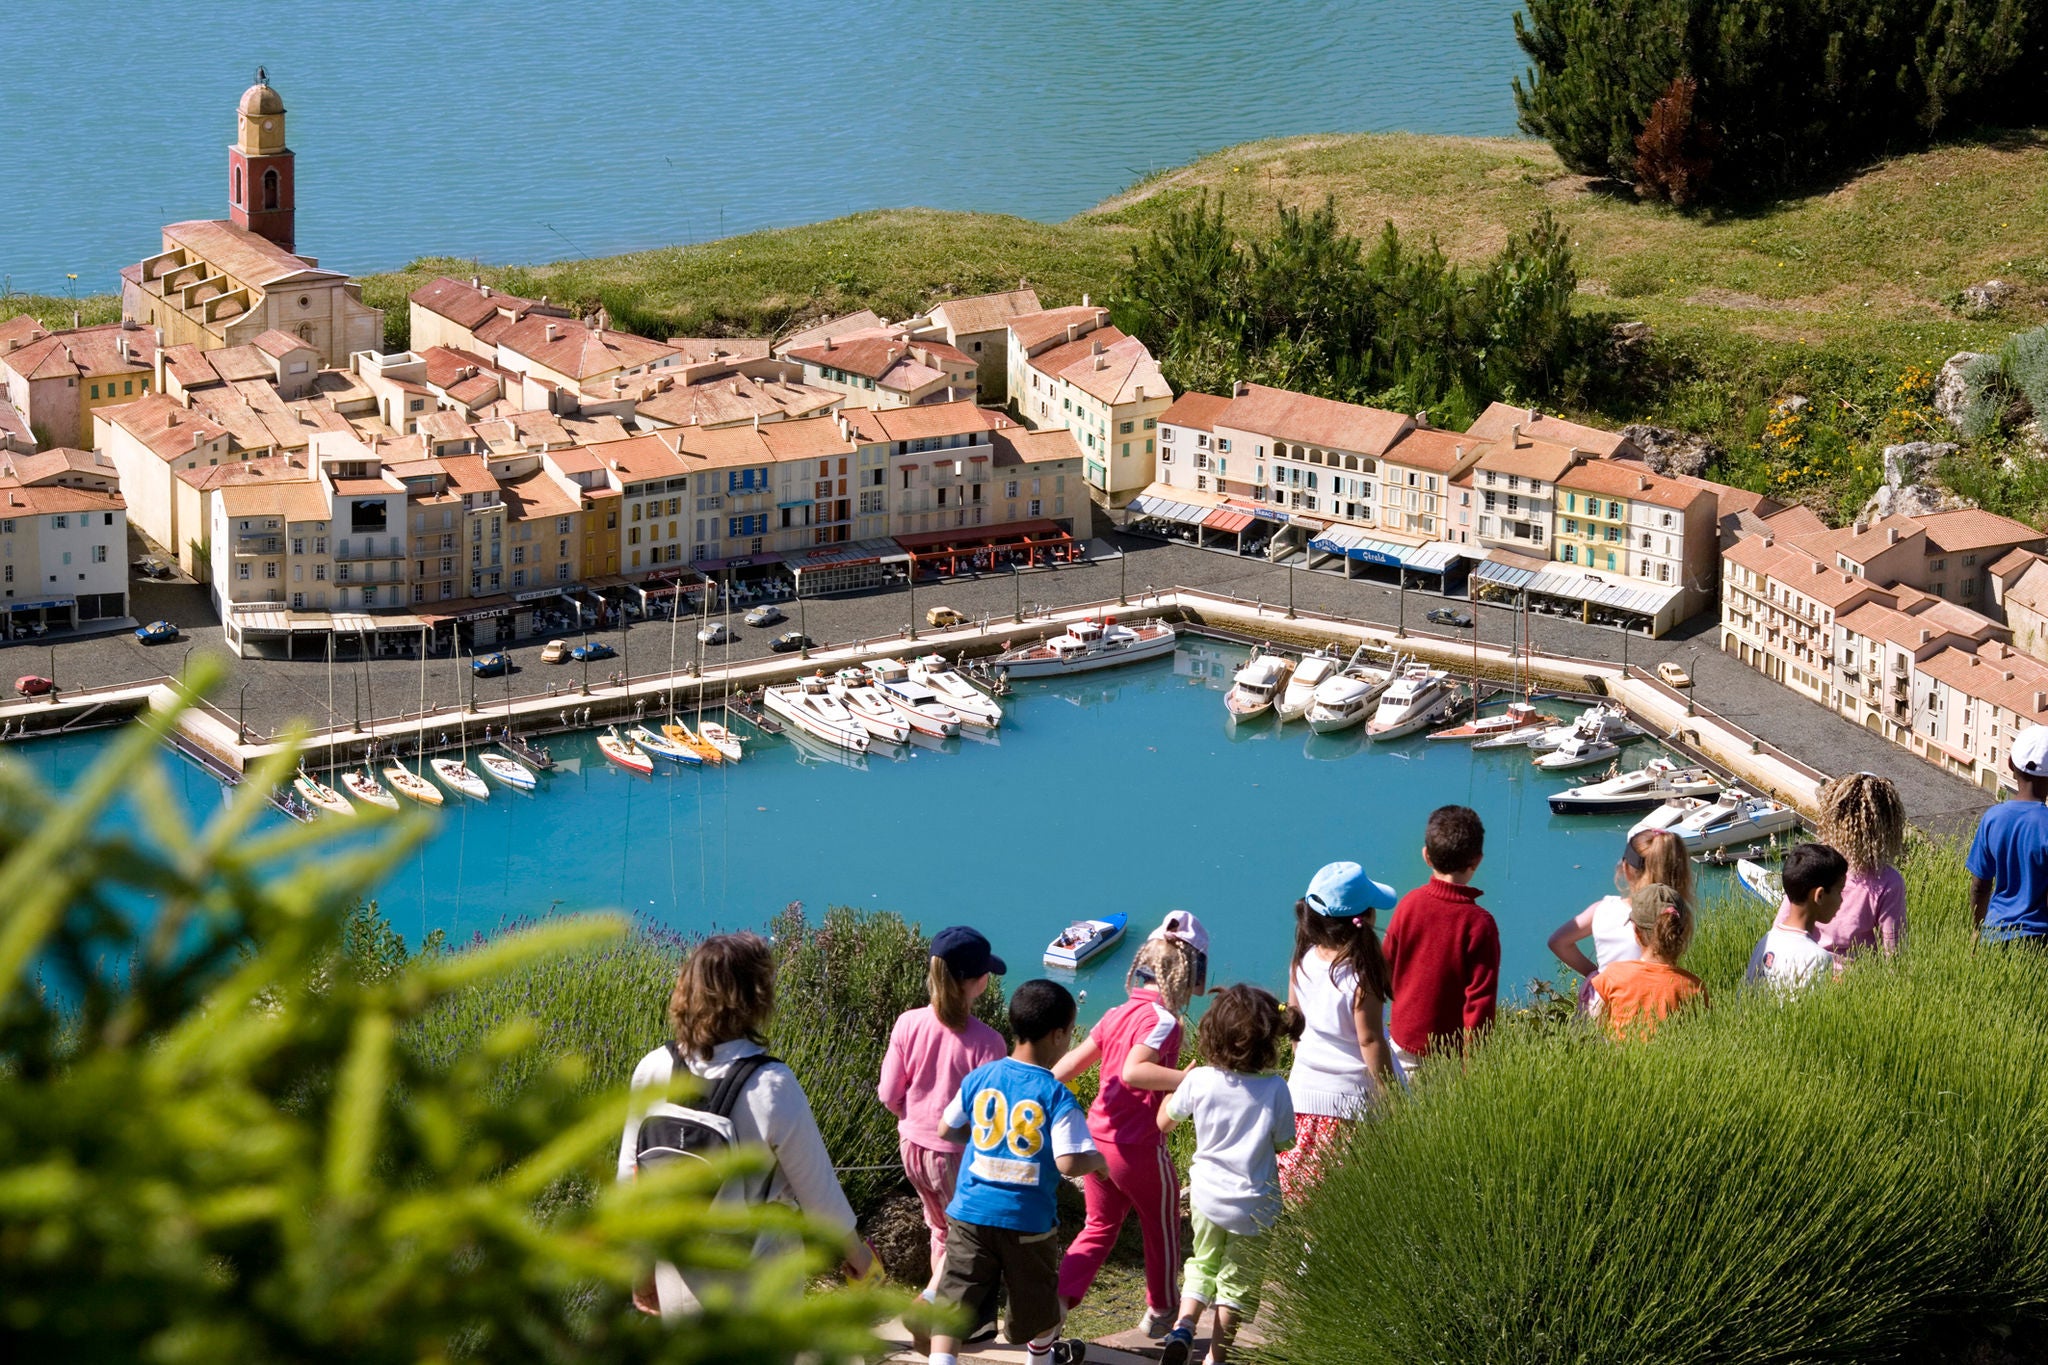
[2036,691,2045,711]
[544,323,559,343]
[1065,324,1079,344]
[1414,410,1430,429]
[1091,339,1104,356]
[1762,533,1775,548]
[1082,293,1090,308]
[1510,422,1522,443]
[1234,380,1250,397]
[1970,655,1981,667]
[1637,476,1650,491]
[825,335,835,351]
[1136,385,1145,402]
[1887,527,1900,544]
[1920,629,1932,643]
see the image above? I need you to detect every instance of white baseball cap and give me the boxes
[1147,909,1210,956]
[2013,724,2048,777]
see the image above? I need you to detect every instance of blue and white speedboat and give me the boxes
[1043,912,1128,970]
[628,725,704,765]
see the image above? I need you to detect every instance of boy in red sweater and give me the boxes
[1382,805,1499,1073]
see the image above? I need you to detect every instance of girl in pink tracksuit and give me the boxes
[1052,911,1209,1337]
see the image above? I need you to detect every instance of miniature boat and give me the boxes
[1429,700,1559,742]
[477,751,537,790]
[1225,650,1295,721]
[762,677,871,753]
[829,670,914,744]
[696,719,747,762]
[1277,647,1340,723]
[293,771,354,817]
[1365,666,1456,740]
[1472,723,1554,750]
[907,654,1004,728]
[1529,702,1640,753]
[1629,789,1803,853]
[990,616,1177,678]
[383,763,445,806]
[1532,733,1623,771]
[1738,858,1785,906]
[596,727,655,775]
[870,666,964,737]
[340,768,399,811]
[630,725,704,765]
[660,722,722,764]
[1043,912,1129,970]
[1305,663,1396,734]
[431,756,491,799]
[1547,757,1720,814]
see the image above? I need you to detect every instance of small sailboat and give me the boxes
[597,726,656,774]
[341,768,399,810]
[829,669,913,744]
[1738,858,1785,906]
[630,724,703,765]
[907,654,1004,728]
[1225,649,1295,721]
[385,764,444,806]
[1277,646,1341,723]
[293,770,354,817]
[1043,912,1128,970]
[1428,700,1560,742]
[478,751,538,790]
[662,722,722,763]
[432,756,490,799]
[1532,732,1623,771]
[696,718,747,762]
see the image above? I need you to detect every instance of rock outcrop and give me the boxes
[1619,424,1716,479]
[1935,351,1996,429]
[1961,279,2015,314]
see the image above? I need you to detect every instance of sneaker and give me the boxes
[1051,1341,1088,1364]
[1136,1309,1174,1339]
[1159,1325,1195,1365]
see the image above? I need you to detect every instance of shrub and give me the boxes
[1269,838,2048,1363]
[0,685,896,1363]
[1631,75,1717,207]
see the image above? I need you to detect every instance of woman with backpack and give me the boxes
[617,931,874,1317]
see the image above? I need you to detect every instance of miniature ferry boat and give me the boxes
[1429,700,1558,742]
[1532,732,1622,771]
[431,756,491,799]
[907,654,1004,728]
[294,771,354,817]
[1225,650,1295,721]
[762,677,871,753]
[1277,647,1341,723]
[341,769,399,811]
[829,670,913,744]
[596,727,655,775]
[989,616,1177,678]
[1628,789,1802,853]
[477,751,538,790]
[383,763,445,806]
[1365,666,1456,740]
[1546,757,1721,814]
[629,725,702,765]
[1044,912,1128,969]
[1305,662,1397,734]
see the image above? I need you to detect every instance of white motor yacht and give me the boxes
[1532,732,1622,771]
[1528,702,1641,753]
[867,661,964,737]
[907,654,1004,728]
[990,617,1177,678]
[828,669,914,744]
[763,676,871,753]
[1305,663,1397,734]
[1277,647,1340,722]
[1225,650,1295,721]
[1366,666,1456,740]
[1629,789,1803,853]
[1547,757,1721,813]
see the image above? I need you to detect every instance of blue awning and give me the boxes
[1308,525,1409,568]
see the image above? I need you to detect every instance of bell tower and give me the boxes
[228,67,295,253]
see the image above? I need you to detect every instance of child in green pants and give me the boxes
[1155,985,1300,1365]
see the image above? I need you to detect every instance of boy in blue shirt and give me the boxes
[915,978,1105,1365]
[1969,725,2048,944]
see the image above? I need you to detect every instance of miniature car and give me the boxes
[925,606,964,628]
[1426,607,1475,628]
[132,556,172,579]
[15,675,55,697]
[770,631,812,653]
[135,619,180,645]
[470,653,510,677]
[540,639,569,664]
[697,621,733,645]
[571,641,616,662]
[1657,661,1694,689]
[744,604,785,627]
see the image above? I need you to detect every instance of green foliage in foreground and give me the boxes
[1267,838,2048,1365]
[0,680,897,1363]
[406,901,1006,1220]
[1112,195,1605,427]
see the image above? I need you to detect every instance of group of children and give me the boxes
[878,773,1926,1363]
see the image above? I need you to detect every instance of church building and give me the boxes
[120,71,383,369]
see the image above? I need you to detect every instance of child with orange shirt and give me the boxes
[1588,882,1705,1039]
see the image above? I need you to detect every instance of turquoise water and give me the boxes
[1,0,1527,295]
[18,638,1654,998]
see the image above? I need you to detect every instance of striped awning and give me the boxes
[1524,566,1682,616]
[1308,525,1408,568]
[1128,493,1213,525]
[1399,542,1470,575]
[1473,557,1539,590]
[1203,507,1255,534]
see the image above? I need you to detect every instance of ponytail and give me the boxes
[1291,897,1392,1003]
[928,955,971,1031]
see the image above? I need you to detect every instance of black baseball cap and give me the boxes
[932,925,1006,978]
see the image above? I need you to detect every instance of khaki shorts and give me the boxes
[934,1217,1063,1345]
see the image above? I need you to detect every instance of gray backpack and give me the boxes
[634,1044,777,1179]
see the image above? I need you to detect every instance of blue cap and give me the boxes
[932,925,1006,978]
[1304,861,1398,916]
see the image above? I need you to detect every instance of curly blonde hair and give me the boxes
[1816,772,1905,874]
[1126,935,1199,1016]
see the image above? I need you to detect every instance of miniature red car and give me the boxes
[15,675,55,697]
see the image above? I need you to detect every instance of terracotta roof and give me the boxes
[1917,643,2048,720]
[1464,402,1634,458]
[634,375,840,428]
[2002,558,2048,613]
[1722,535,1887,609]
[1474,436,1581,482]
[841,400,1002,444]
[584,433,690,483]
[1760,503,1828,538]
[756,416,858,462]
[160,220,337,288]
[1216,384,1409,455]
[779,310,885,354]
[1007,305,1109,352]
[99,394,234,461]
[1790,514,1926,563]
[928,289,1042,336]
[495,315,677,379]
[1557,459,1705,511]
[500,467,581,521]
[1381,427,1479,475]
[787,334,969,392]
[1989,546,2045,581]
[0,322,157,382]
[410,276,561,330]
[174,453,309,492]
[1914,507,2045,554]
[667,336,773,366]
[1664,472,1779,519]
[434,455,498,497]
[991,426,1083,467]
[251,329,312,359]
[1158,391,1230,433]
[2,447,115,485]
[0,480,123,515]
[0,400,30,451]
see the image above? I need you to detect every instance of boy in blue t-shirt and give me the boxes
[1969,726,2048,943]
[914,978,1104,1365]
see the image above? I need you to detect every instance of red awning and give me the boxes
[1203,507,1254,534]
[893,518,1068,552]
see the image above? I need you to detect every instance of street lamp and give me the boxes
[1286,557,1296,620]
[1119,546,1127,607]
[1394,567,1405,636]
[797,571,810,660]
[1012,562,1023,623]
[907,553,918,641]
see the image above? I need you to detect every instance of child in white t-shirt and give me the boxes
[1156,984,1300,1365]
[1746,843,1849,994]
